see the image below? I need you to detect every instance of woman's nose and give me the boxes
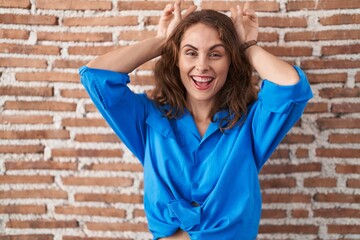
[196,56,209,72]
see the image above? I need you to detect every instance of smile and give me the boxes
[191,76,214,90]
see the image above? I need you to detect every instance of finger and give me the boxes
[230,7,237,23]
[183,5,197,18]
[174,0,182,20]
[244,9,257,18]
[243,2,250,11]
[236,5,244,24]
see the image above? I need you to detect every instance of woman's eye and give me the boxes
[210,52,221,58]
[186,51,197,56]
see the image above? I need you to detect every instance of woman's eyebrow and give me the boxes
[182,43,226,50]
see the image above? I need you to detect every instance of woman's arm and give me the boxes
[86,0,196,73]
[231,3,299,85]
[86,36,165,73]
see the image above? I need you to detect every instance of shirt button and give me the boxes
[192,183,199,189]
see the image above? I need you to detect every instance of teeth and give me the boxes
[192,76,213,82]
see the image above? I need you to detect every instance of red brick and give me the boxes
[303,177,337,188]
[53,59,87,69]
[118,1,193,11]
[262,193,311,203]
[329,134,360,144]
[133,209,146,218]
[301,59,360,69]
[314,193,360,203]
[86,222,148,232]
[0,86,53,97]
[84,103,97,112]
[0,14,57,25]
[64,16,138,26]
[269,149,290,159]
[258,32,279,42]
[317,118,360,129]
[83,162,143,172]
[120,30,157,41]
[7,219,78,229]
[285,30,360,41]
[0,115,53,125]
[37,32,112,42]
[261,209,287,219]
[320,14,360,25]
[0,235,53,240]
[314,208,360,218]
[0,204,46,214]
[68,46,118,56]
[0,130,69,139]
[322,44,360,56]
[0,0,30,8]
[0,190,67,199]
[0,57,47,68]
[304,102,328,113]
[0,175,54,184]
[282,134,315,144]
[259,224,318,234]
[37,0,111,10]
[4,101,76,112]
[263,46,312,57]
[5,160,77,171]
[319,88,360,99]
[260,178,297,188]
[347,179,360,188]
[0,29,29,39]
[356,72,360,82]
[55,206,126,218]
[62,118,108,127]
[291,209,309,218]
[306,73,347,84]
[328,224,360,234]
[52,148,123,158]
[75,193,143,204]
[295,148,309,158]
[336,164,360,174]
[316,148,360,158]
[332,103,360,113]
[61,89,89,98]
[63,237,129,240]
[0,145,44,154]
[201,1,279,12]
[62,176,133,187]
[0,43,60,55]
[75,133,120,143]
[259,17,307,28]
[287,0,360,11]
[261,163,321,175]
[16,72,79,83]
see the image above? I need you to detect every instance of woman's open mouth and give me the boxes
[191,76,214,90]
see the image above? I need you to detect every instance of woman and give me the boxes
[79,1,313,239]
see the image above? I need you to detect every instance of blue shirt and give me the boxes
[79,65,313,240]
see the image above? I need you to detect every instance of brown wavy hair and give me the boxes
[152,9,257,131]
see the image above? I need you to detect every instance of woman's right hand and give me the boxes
[157,0,197,39]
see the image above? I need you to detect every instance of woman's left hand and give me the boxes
[230,2,259,43]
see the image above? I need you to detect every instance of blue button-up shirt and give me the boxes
[79,65,313,240]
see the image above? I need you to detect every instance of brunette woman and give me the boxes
[79,1,312,239]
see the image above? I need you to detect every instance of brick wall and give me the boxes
[0,0,359,239]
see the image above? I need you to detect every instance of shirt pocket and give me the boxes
[146,114,186,178]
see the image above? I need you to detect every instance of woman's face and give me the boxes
[178,23,231,107]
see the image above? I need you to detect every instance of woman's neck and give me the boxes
[186,99,214,137]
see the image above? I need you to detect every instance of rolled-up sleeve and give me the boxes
[79,66,148,163]
[252,66,313,170]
